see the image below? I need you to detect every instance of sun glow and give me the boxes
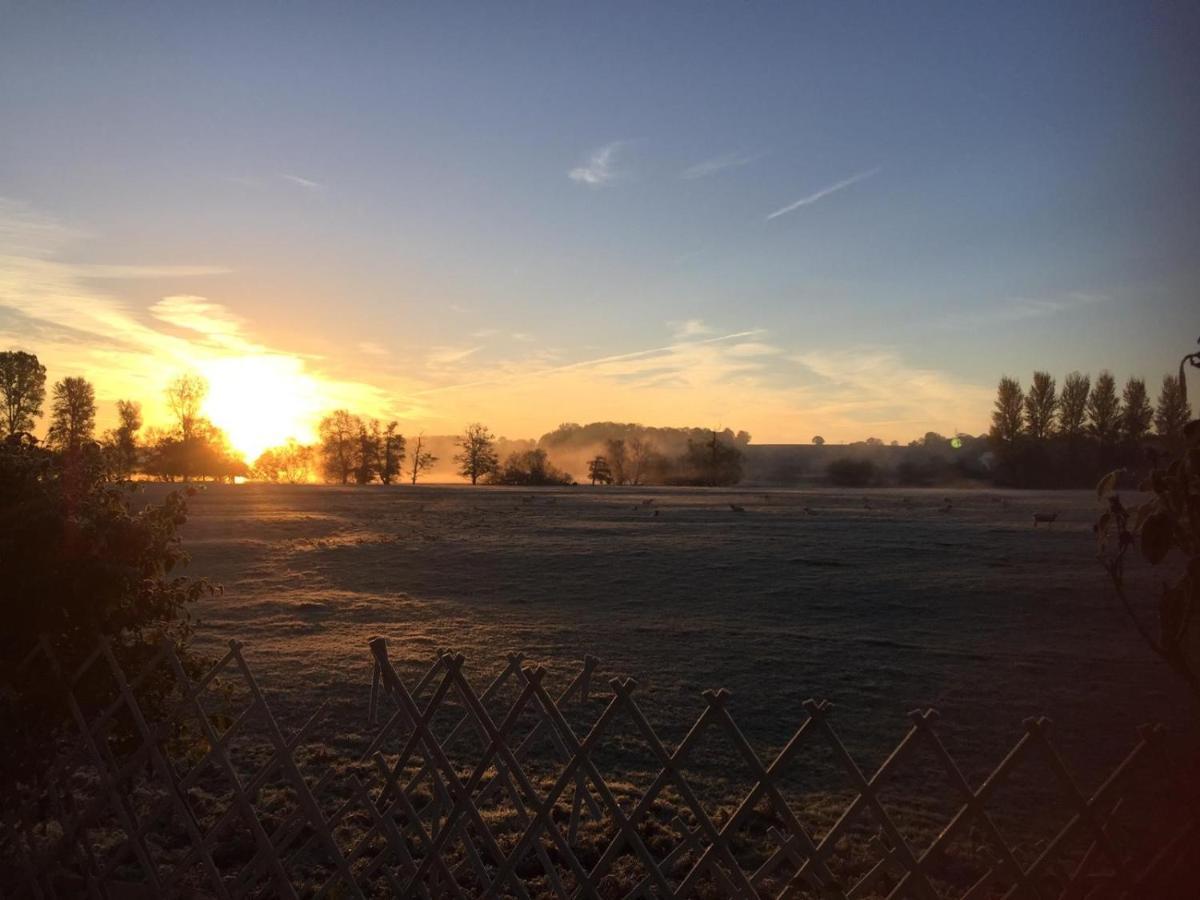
[199,355,326,461]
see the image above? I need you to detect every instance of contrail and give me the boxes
[765,167,881,220]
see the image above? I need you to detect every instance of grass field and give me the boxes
[165,483,1193,791]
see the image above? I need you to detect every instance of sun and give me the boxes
[199,355,324,461]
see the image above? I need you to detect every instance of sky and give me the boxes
[1,2,1197,458]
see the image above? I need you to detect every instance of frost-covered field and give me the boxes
[163,483,1192,796]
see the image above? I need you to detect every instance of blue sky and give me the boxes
[1,2,1197,449]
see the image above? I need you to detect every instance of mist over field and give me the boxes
[174,483,1193,792]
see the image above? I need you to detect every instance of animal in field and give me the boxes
[642,498,654,506]
[729,504,746,513]
[803,506,818,515]
[1032,512,1059,528]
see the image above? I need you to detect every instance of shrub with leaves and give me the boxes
[1095,339,1200,710]
[0,433,214,789]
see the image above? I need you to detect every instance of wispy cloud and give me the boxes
[669,318,715,339]
[765,167,881,220]
[790,346,992,435]
[726,341,782,358]
[0,200,392,437]
[937,292,1107,330]
[357,341,388,356]
[426,344,484,367]
[568,142,625,187]
[150,295,250,349]
[67,263,231,279]
[279,172,324,191]
[681,151,761,180]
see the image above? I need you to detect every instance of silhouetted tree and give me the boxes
[1059,372,1090,439]
[627,436,655,485]
[677,431,743,486]
[380,422,406,485]
[165,373,207,442]
[990,376,1024,444]
[1086,371,1121,446]
[101,399,143,479]
[587,455,613,485]
[162,373,214,480]
[148,419,245,482]
[318,409,358,484]
[490,448,572,486]
[455,423,499,485]
[253,439,312,483]
[0,350,46,438]
[811,435,825,446]
[408,434,437,484]
[1120,377,1153,444]
[354,420,382,484]
[605,438,628,484]
[1023,371,1057,440]
[46,376,96,454]
[1155,374,1191,439]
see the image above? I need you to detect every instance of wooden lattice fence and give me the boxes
[1,634,1197,898]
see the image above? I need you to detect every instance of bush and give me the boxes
[827,457,877,487]
[488,448,574,486]
[0,435,212,788]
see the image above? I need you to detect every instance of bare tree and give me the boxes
[989,376,1024,444]
[605,438,628,485]
[318,409,359,484]
[0,350,46,438]
[1155,374,1192,439]
[46,377,96,453]
[455,423,498,485]
[1120,377,1153,443]
[1086,371,1121,446]
[409,434,437,484]
[380,422,406,485]
[1058,371,1090,439]
[627,436,655,485]
[1023,371,1057,440]
[165,373,208,442]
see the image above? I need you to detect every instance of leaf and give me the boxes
[1141,512,1173,565]
[1096,469,1122,500]
[1129,501,1154,533]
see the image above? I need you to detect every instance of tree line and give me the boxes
[1,351,245,481]
[3,349,753,487]
[987,369,1191,487]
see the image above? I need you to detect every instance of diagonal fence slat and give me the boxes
[1,634,1196,899]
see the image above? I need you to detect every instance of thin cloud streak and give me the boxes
[415,329,764,396]
[681,151,761,180]
[765,167,881,220]
[279,172,324,190]
[936,292,1108,330]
